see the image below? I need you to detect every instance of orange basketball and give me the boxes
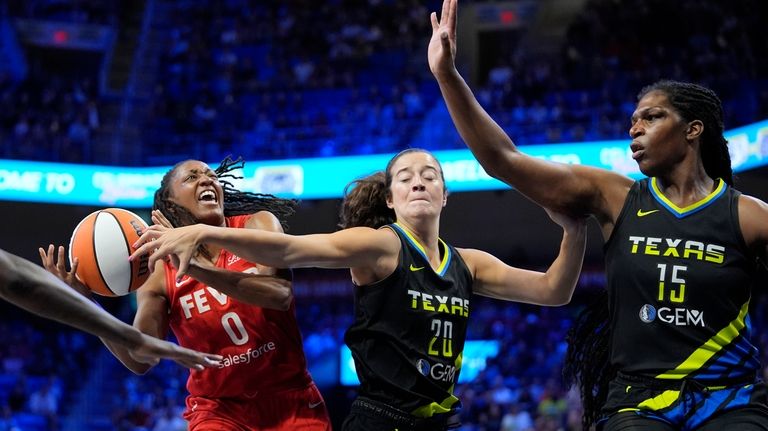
[68,208,150,296]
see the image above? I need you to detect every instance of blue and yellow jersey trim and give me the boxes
[650,177,726,219]
[392,222,452,276]
[656,300,750,380]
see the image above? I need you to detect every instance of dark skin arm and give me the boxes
[738,195,768,266]
[428,0,632,237]
[40,245,179,374]
[8,248,220,370]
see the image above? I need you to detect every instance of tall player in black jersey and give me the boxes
[129,148,587,431]
[428,0,768,429]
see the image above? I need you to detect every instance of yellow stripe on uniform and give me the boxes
[393,222,450,275]
[651,177,725,215]
[411,352,463,418]
[656,300,750,379]
[637,390,681,411]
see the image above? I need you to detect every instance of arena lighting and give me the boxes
[0,120,766,206]
[53,29,69,44]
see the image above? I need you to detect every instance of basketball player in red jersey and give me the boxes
[41,157,331,431]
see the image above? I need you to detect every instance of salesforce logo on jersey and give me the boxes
[639,304,705,327]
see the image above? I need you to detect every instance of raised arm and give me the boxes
[459,210,587,306]
[428,0,631,226]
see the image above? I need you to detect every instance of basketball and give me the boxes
[68,208,151,296]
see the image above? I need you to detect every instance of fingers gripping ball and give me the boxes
[68,208,150,296]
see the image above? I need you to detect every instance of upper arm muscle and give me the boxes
[134,263,169,339]
[493,152,632,223]
[739,195,768,261]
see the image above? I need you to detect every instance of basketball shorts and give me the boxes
[342,396,461,431]
[599,372,768,430]
[184,382,331,431]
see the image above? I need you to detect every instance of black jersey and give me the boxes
[605,178,760,381]
[344,223,473,417]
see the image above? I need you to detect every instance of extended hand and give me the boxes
[39,244,91,298]
[130,224,205,279]
[129,334,222,370]
[428,0,458,78]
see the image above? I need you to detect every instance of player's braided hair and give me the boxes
[339,148,447,229]
[563,289,615,430]
[153,156,298,259]
[639,80,733,185]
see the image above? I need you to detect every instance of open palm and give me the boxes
[428,0,458,77]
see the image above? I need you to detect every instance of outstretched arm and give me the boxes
[428,0,631,226]
[5,248,220,370]
[459,210,587,306]
[131,219,401,281]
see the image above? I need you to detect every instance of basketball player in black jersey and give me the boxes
[0,248,221,369]
[429,0,768,429]
[130,148,587,431]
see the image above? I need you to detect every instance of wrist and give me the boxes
[198,224,216,244]
[434,67,461,84]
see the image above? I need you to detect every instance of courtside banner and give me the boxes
[1,120,766,206]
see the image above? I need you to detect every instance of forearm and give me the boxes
[0,250,143,348]
[0,251,156,373]
[541,225,587,305]
[186,264,293,310]
[99,336,153,374]
[435,70,520,178]
[201,226,300,267]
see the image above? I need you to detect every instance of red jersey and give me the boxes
[164,215,312,399]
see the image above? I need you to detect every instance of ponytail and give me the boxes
[339,171,395,229]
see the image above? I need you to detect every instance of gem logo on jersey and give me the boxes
[639,304,656,323]
[639,304,705,327]
[415,358,457,383]
[417,359,430,376]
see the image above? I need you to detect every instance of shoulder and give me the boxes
[454,247,490,277]
[737,193,768,246]
[243,211,283,233]
[345,225,401,250]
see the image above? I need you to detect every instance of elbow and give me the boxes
[129,364,152,376]
[0,274,33,303]
[272,288,293,311]
[480,161,505,181]
[0,253,24,300]
[546,292,574,307]
[477,150,518,181]
[541,284,575,306]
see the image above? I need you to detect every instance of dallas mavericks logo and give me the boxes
[639,304,656,323]
[416,359,430,376]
